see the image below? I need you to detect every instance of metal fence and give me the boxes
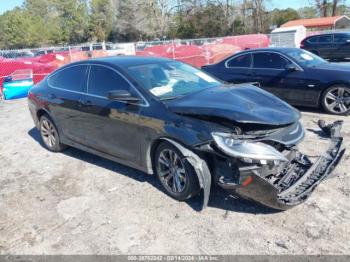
[0,28,349,87]
[0,35,272,88]
[0,34,269,67]
[1,28,349,56]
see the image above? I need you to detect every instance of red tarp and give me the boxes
[0,34,270,86]
[0,56,57,86]
[136,34,270,67]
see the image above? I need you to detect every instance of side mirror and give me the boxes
[107,90,141,104]
[285,64,298,72]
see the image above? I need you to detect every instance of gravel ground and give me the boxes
[0,98,349,255]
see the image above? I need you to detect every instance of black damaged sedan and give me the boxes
[28,56,345,210]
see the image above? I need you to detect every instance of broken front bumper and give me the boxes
[217,121,345,210]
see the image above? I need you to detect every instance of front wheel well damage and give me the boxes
[36,109,49,122]
[148,137,200,174]
[149,139,163,174]
[148,137,212,209]
[147,137,178,175]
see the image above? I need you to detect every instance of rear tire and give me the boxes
[39,114,67,152]
[321,85,350,115]
[154,142,200,201]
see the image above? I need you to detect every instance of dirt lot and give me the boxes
[0,98,349,255]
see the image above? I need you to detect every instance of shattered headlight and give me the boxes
[212,132,288,163]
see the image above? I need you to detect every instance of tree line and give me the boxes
[0,0,349,49]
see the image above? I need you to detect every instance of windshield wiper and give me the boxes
[160,95,183,101]
[310,62,327,67]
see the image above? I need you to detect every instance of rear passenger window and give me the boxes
[48,65,88,92]
[253,52,288,69]
[227,54,251,68]
[88,65,131,97]
[307,36,318,43]
[318,35,332,43]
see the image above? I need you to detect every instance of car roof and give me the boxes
[306,32,350,38]
[72,56,174,68]
[236,47,298,54]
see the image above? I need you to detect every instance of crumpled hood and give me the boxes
[166,84,300,126]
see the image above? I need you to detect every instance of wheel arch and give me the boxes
[36,108,51,122]
[36,108,64,137]
[320,82,350,105]
[146,136,191,175]
[146,136,212,209]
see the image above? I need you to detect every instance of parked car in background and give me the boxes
[0,50,35,59]
[202,48,350,115]
[300,32,350,60]
[28,56,344,210]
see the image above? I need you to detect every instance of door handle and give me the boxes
[48,94,56,99]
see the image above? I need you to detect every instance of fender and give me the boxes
[162,138,212,210]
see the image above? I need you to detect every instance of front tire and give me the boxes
[39,114,67,152]
[321,85,350,115]
[154,142,200,201]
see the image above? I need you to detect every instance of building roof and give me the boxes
[281,16,349,28]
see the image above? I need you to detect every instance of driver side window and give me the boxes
[88,65,131,97]
[333,34,350,43]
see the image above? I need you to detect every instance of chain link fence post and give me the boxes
[68,45,72,63]
[172,39,175,60]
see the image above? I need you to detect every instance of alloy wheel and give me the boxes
[40,118,57,148]
[157,149,187,194]
[324,87,350,114]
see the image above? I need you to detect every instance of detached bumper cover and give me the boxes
[219,120,345,210]
[277,135,344,206]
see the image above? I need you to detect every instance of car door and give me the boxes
[218,53,253,83]
[252,51,321,106]
[317,34,334,59]
[333,34,350,59]
[78,64,144,162]
[47,64,89,144]
[251,52,293,101]
[277,67,321,106]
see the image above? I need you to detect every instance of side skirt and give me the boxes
[61,137,149,174]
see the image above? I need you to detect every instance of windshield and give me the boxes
[126,61,222,100]
[285,49,327,67]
